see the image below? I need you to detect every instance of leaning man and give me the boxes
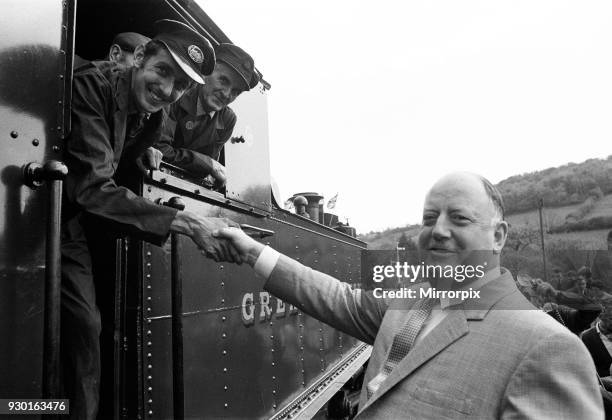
[214,172,603,419]
[155,43,259,187]
[62,20,240,419]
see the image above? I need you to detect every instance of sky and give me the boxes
[198,0,612,233]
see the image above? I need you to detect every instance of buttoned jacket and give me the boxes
[64,61,176,244]
[264,256,603,419]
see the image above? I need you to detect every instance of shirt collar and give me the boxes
[127,69,150,118]
[196,94,216,119]
[437,268,500,309]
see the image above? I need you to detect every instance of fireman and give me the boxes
[154,43,259,187]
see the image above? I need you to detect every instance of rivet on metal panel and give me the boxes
[147,375,152,380]
[147,297,151,301]
[271,349,274,353]
[52,145,61,153]
[295,245,299,249]
[147,387,152,392]
[147,341,152,346]
[147,365,152,370]
[314,260,318,263]
[194,189,200,194]
[273,404,277,409]
[272,390,276,395]
[147,330,152,335]
[147,186,152,192]
[148,410,153,416]
[146,251,152,256]
[59,74,64,79]
[321,368,325,372]
[147,353,152,358]
[221,299,225,304]
[222,350,227,355]
[301,383,305,387]
[32,139,39,146]
[223,368,227,372]
[221,316,226,322]
[147,285,151,290]
[220,265,224,270]
[272,376,276,380]
[147,319,152,324]
[272,362,275,366]
[249,207,254,212]
[265,242,270,246]
[225,199,231,205]
[148,399,152,404]
[221,332,227,338]
[10,131,18,138]
[269,321,273,326]
[160,178,167,184]
[224,385,228,391]
[147,263,151,267]
[270,335,274,339]
[146,274,151,279]
[224,404,228,408]
[221,282,225,287]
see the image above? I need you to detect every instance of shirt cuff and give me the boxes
[253,245,280,279]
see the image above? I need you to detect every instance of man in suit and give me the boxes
[63,20,241,419]
[215,172,603,419]
[154,43,259,187]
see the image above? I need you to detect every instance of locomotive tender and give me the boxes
[0,0,370,418]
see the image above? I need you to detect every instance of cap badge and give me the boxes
[187,45,204,64]
[185,121,195,130]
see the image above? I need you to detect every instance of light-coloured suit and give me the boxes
[264,255,603,419]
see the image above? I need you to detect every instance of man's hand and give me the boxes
[210,160,227,188]
[213,227,265,267]
[136,147,163,173]
[170,212,241,263]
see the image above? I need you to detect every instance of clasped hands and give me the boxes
[172,212,262,265]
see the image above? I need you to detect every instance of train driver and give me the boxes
[62,20,240,419]
[154,43,259,187]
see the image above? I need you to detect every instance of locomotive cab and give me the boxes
[1,1,370,418]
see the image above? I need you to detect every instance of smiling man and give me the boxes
[62,20,242,419]
[212,172,603,419]
[154,43,259,187]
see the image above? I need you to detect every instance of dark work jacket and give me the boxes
[582,326,612,378]
[155,86,236,177]
[63,61,177,245]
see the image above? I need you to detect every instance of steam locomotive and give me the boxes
[0,0,369,418]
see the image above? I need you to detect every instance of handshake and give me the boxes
[170,211,265,266]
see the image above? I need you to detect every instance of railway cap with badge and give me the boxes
[154,19,215,84]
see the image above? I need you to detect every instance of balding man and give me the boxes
[214,172,603,419]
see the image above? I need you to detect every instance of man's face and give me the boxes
[417,174,507,269]
[131,45,194,113]
[577,277,587,292]
[198,61,246,112]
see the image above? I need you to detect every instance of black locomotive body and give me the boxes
[0,0,369,418]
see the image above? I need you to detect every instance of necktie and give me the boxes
[366,297,436,399]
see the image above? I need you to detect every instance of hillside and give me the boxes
[360,157,612,250]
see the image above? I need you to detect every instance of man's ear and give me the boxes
[132,44,145,68]
[493,220,508,254]
[108,44,123,63]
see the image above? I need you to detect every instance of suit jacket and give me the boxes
[63,61,176,244]
[265,256,603,419]
[582,326,612,378]
[155,87,236,177]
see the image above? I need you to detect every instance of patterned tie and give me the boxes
[366,297,436,399]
